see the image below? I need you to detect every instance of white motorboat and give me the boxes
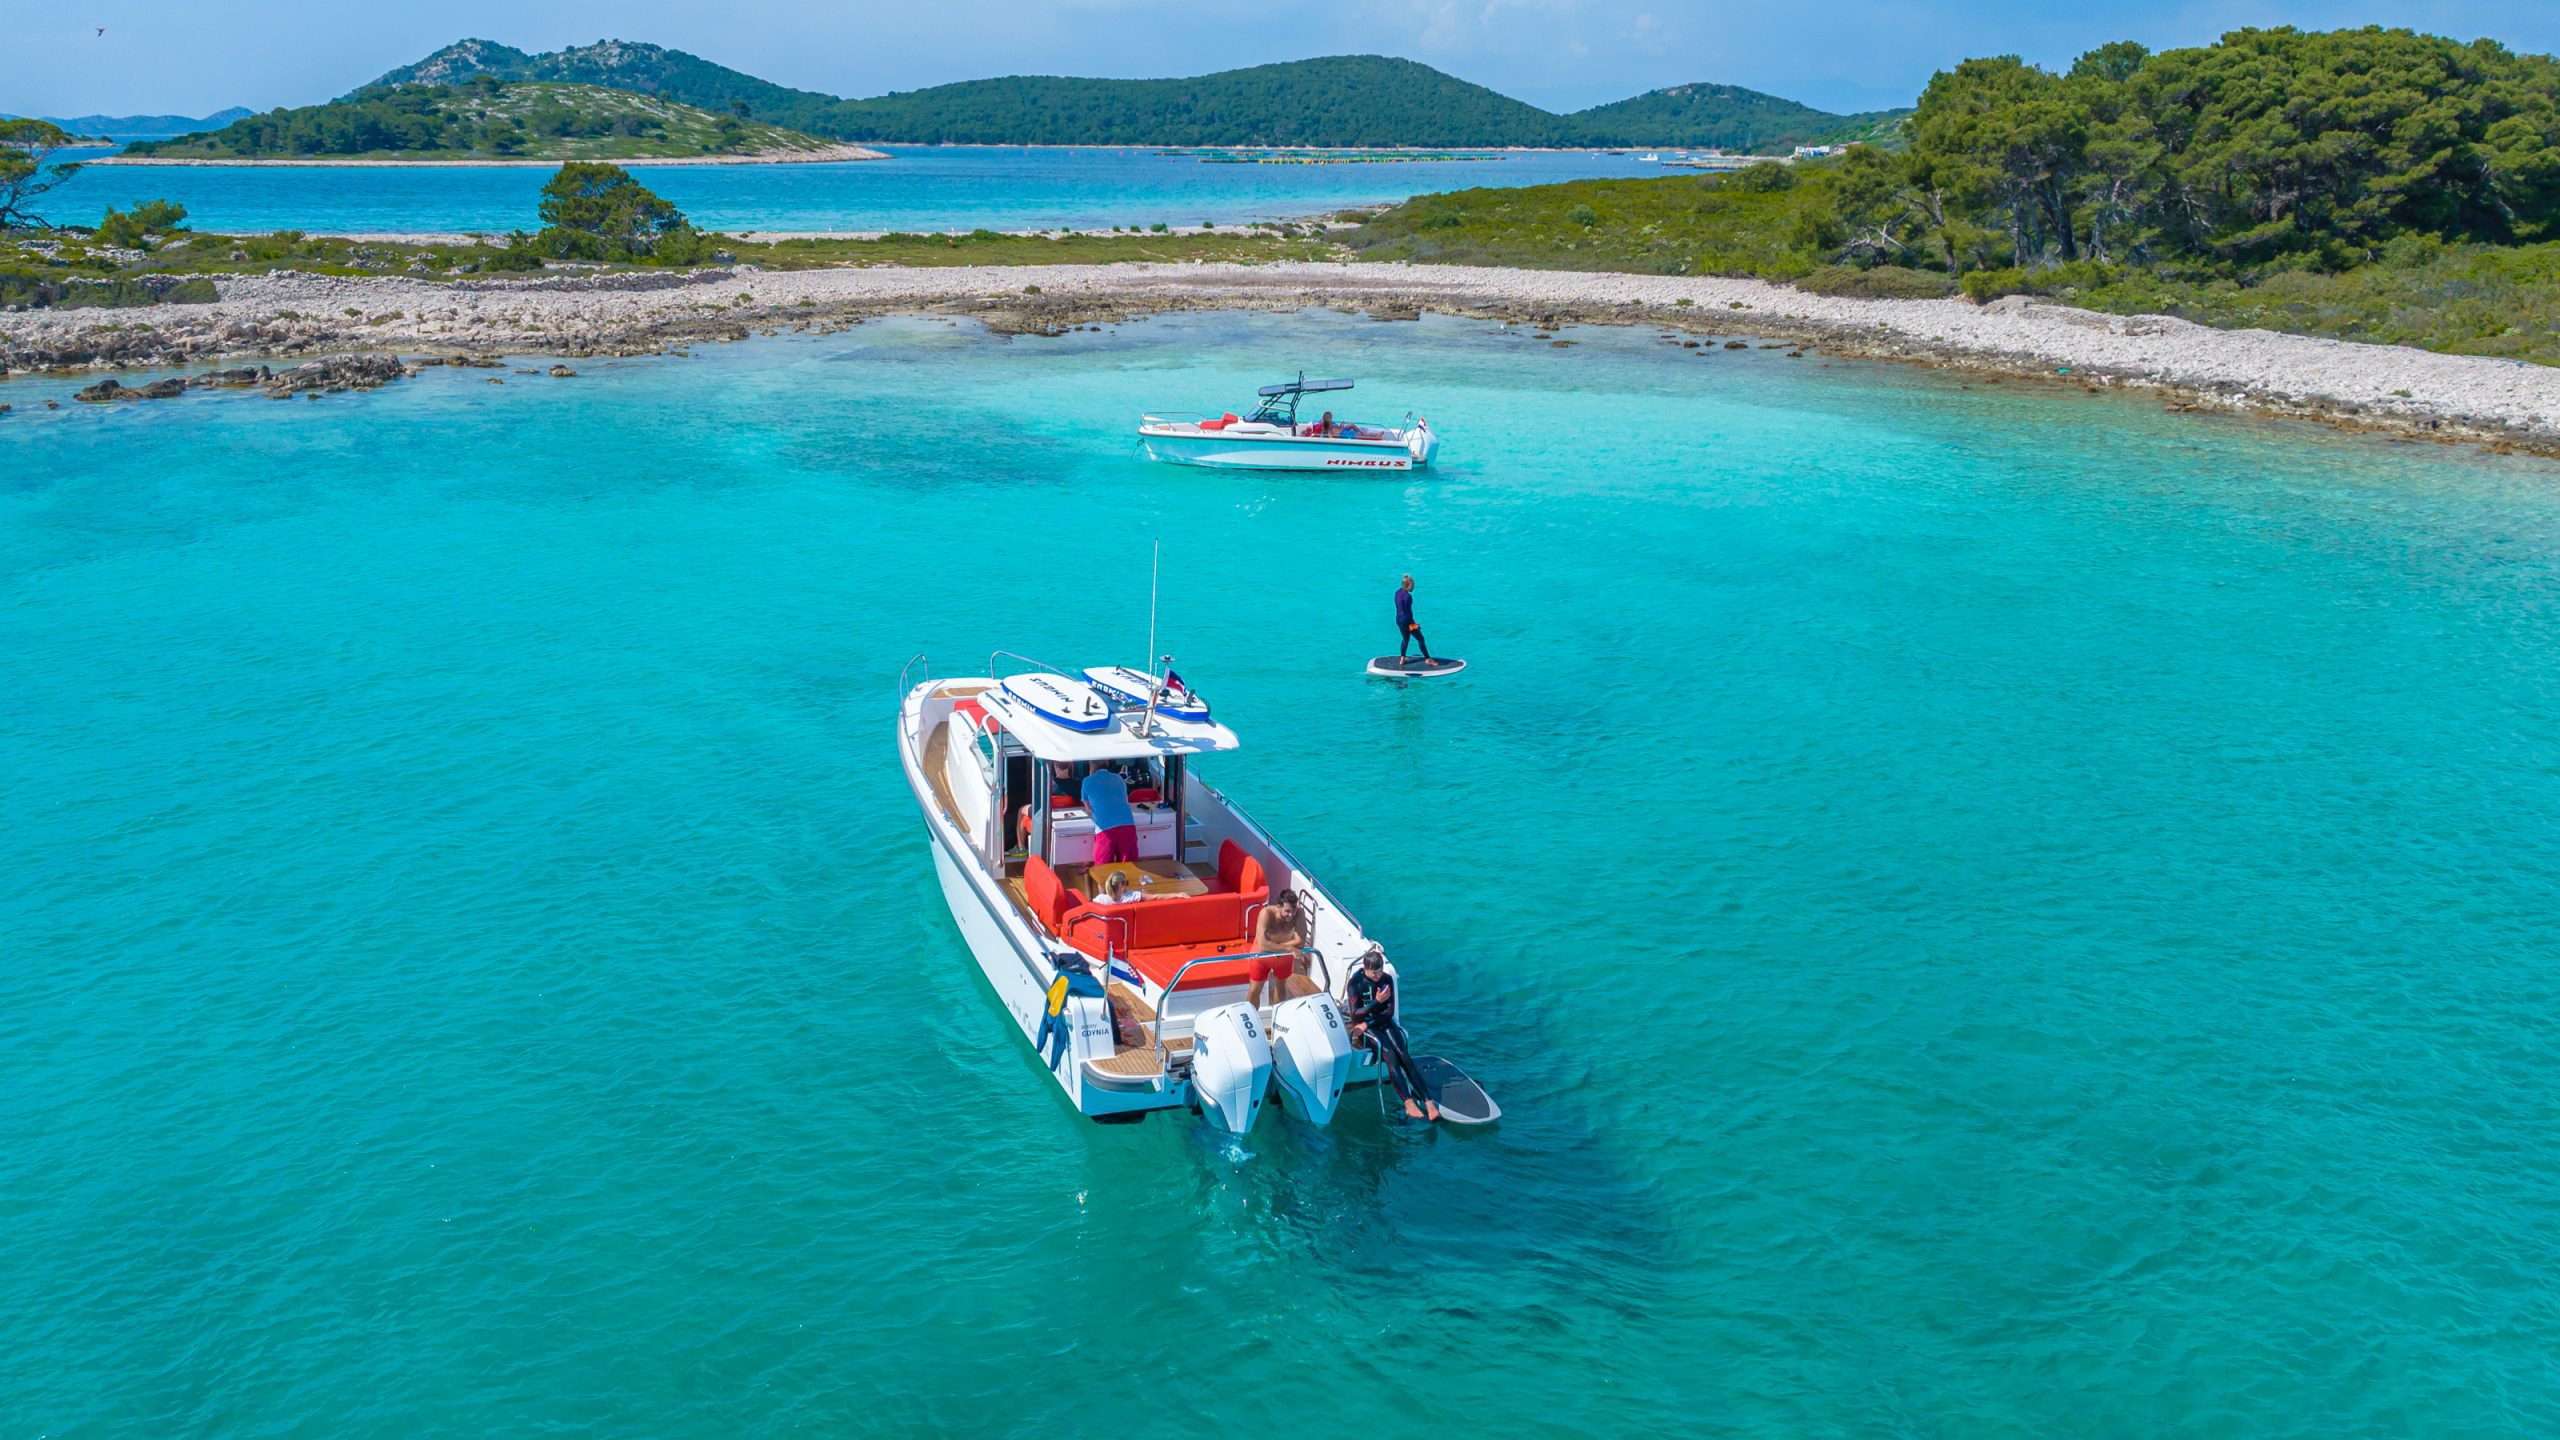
[898,653,1425,1132]
[1140,374,1439,471]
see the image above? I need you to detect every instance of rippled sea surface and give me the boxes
[47,145,1658,232]
[6,312,2560,1437]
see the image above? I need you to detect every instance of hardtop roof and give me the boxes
[976,679,1241,762]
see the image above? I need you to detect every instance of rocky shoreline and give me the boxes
[7,260,2558,455]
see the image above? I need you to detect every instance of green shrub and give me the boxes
[92,199,189,250]
[1724,161,1798,193]
[1960,266,2034,302]
[1796,264,1959,300]
[1565,203,1599,228]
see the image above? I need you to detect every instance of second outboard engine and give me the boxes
[1187,1002,1272,1134]
[1269,993,1355,1125]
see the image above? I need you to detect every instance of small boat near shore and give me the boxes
[1140,374,1438,471]
[898,653,1474,1132]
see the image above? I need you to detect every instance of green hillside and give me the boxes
[356,39,1887,149]
[362,39,847,136]
[1571,83,1907,151]
[120,81,849,161]
[1347,27,2560,364]
[818,57,1580,146]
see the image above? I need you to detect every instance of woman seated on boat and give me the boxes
[1346,946,1437,1121]
[1248,889,1314,1012]
[1312,410,1337,438]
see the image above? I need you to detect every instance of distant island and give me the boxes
[109,81,883,165]
[33,106,253,138]
[356,39,1901,151]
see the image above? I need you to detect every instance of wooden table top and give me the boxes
[1082,861,1208,900]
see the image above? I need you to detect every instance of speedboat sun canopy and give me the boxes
[1258,377,1354,397]
[978,683,1242,762]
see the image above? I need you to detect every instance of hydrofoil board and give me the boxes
[1367,656,1467,678]
[1413,1055,1500,1125]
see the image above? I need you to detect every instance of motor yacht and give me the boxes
[897,656,1415,1132]
[1139,374,1438,471]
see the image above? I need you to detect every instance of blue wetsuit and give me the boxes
[1394,586,1430,660]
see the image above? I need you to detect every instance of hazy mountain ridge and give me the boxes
[354,39,1897,150]
[28,106,253,136]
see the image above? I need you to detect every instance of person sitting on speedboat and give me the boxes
[1099,867,1142,905]
[1248,888,1313,1013]
[1347,945,1437,1121]
[1081,762,1139,866]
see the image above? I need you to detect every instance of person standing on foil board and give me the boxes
[1394,574,1431,662]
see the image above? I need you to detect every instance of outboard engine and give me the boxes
[1268,993,1356,1125]
[1187,1002,1272,1134]
[1405,419,1437,466]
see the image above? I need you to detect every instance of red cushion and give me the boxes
[1126,949,1259,989]
[1025,857,1080,931]
[1058,894,1256,986]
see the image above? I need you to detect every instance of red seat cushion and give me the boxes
[1214,839,1268,896]
[1126,949,1259,989]
[1058,893,1257,988]
[1024,857,1084,932]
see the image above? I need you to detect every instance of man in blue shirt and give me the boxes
[1394,574,1431,661]
[1082,764,1139,866]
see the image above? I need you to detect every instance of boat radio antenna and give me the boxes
[1139,540,1162,737]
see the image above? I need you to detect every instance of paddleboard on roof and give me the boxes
[1000,672,1115,732]
[1083,665,1210,720]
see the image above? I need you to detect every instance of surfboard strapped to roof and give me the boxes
[1366,656,1468,678]
[999,672,1116,732]
[1083,665,1210,721]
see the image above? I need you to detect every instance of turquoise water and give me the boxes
[7,312,2560,1436]
[46,145,1657,233]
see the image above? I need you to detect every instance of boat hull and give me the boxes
[900,713,1172,1123]
[1140,430,1426,472]
[898,679,1396,1128]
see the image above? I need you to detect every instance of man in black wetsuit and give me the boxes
[1347,946,1438,1121]
[1394,574,1431,663]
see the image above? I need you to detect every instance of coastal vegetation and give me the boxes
[120,80,845,161]
[518,163,717,263]
[1573,84,1907,152]
[2,118,87,229]
[1349,25,2560,363]
[360,39,1893,151]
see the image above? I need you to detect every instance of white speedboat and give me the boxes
[898,654,1423,1132]
[1140,374,1438,471]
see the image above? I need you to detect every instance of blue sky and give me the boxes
[11,0,2560,119]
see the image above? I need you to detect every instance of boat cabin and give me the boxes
[924,673,1315,1009]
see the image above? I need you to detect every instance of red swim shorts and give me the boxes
[1090,824,1140,865]
[1248,952,1296,983]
